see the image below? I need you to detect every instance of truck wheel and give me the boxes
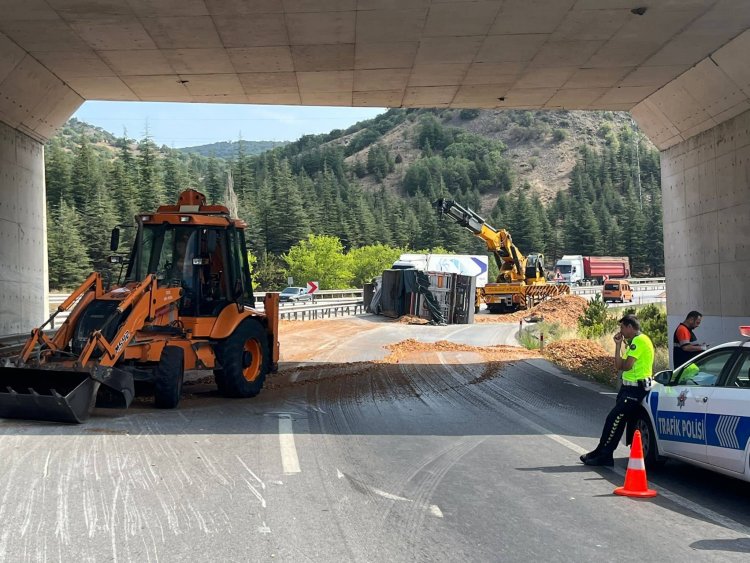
[215,319,270,398]
[154,346,184,409]
[634,411,666,469]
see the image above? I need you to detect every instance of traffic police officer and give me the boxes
[580,314,655,466]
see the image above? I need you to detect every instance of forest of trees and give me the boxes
[45,108,663,291]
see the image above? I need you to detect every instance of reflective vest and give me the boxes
[622,333,654,382]
[673,322,699,368]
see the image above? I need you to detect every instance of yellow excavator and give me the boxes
[435,198,569,313]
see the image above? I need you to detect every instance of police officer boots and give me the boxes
[580,451,614,466]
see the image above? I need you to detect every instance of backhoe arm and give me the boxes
[77,275,182,368]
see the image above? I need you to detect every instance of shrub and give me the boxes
[459,109,480,120]
[552,128,567,143]
[578,294,618,338]
[637,304,668,348]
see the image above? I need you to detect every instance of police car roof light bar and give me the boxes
[739,326,750,338]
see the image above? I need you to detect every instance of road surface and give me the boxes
[0,316,746,562]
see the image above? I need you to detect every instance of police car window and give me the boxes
[674,350,735,386]
[726,351,750,389]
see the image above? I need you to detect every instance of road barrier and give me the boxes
[45,279,664,328]
[279,299,366,321]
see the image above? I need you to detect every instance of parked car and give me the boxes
[633,327,750,482]
[279,287,313,303]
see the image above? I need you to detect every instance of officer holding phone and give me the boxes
[580,314,655,466]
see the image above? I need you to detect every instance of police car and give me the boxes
[633,327,750,481]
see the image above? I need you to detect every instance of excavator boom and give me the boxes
[434,198,568,313]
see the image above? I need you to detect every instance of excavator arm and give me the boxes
[434,198,525,282]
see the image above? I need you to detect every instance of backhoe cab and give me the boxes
[0,189,279,423]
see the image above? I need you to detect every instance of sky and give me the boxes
[72,101,386,148]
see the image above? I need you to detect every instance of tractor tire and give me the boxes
[154,346,184,409]
[634,410,667,469]
[214,319,270,398]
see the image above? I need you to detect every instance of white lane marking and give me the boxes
[509,405,750,537]
[336,468,443,518]
[279,415,301,474]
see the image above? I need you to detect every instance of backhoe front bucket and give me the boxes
[0,367,99,423]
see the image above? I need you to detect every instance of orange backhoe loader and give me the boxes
[0,189,279,423]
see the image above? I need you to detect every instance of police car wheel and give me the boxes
[635,412,666,469]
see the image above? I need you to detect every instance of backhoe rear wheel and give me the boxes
[154,346,184,409]
[214,319,270,398]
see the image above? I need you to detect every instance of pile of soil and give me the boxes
[377,339,541,364]
[543,339,618,385]
[475,294,588,328]
[396,315,430,325]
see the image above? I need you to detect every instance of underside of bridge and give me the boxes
[1,1,750,346]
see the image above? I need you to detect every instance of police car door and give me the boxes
[705,350,750,474]
[655,349,736,463]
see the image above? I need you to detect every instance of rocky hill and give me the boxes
[337,109,638,210]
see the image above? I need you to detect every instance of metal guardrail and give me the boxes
[47,293,367,327]
[279,299,366,320]
[45,279,664,327]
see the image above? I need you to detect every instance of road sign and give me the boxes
[307,281,319,294]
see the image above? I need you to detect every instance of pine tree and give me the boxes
[136,136,164,211]
[644,191,664,275]
[204,155,223,203]
[163,151,187,202]
[82,184,119,271]
[267,158,310,252]
[45,140,71,209]
[70,137,100,212]
[48,200,92,289]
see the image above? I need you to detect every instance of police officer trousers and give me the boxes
[595,385,649,456]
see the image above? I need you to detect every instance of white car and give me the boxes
[634,327,750,482]
[279,286,314,303]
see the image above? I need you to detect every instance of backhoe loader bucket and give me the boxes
[0,366,134,424]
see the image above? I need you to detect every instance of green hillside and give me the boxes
[45,108,663,291]
[178,140,288,159]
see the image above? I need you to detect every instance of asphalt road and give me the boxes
[0,317,746,562]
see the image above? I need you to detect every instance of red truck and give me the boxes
[553,255,630,285]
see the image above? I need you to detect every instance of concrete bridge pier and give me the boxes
[0,122,48,335]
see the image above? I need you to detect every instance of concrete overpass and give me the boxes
[1,0,749,347]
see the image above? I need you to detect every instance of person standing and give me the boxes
[672,311,706,368]
[580,314,655,467]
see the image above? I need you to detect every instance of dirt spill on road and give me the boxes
[543,339,617,384]
[267,338,541,391]
[475,294,588,327]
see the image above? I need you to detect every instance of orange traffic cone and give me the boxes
[614,430,657,498]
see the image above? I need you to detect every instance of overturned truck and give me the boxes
[0,190,279,423]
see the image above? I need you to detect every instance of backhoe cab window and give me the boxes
[127,225,197,288]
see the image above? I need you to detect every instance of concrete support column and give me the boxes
[0,120,48,334]
[660,109,750,357]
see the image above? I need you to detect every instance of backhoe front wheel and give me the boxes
[154,346,184,409]
[214,319,270,398]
